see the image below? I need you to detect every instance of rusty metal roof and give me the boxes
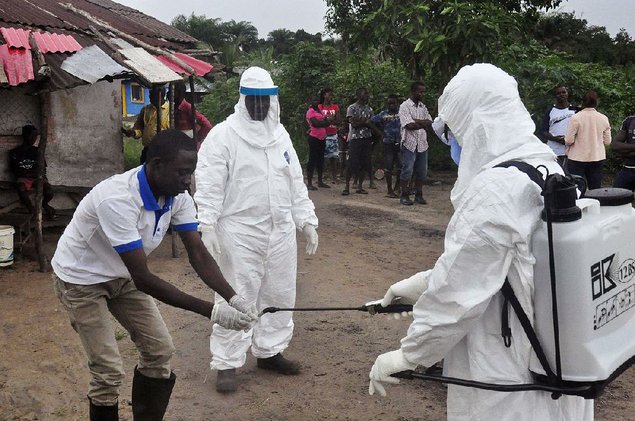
[0,0,198,48]
[33,31,83,54]
[61,44,129,83]
[0,44,33,85]
[155,53,213,77]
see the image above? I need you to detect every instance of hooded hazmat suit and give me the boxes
[194,67,318,370]
[369,64,593,420]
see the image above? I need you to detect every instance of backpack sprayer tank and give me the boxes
[530,181,635,387]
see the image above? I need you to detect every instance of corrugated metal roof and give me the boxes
[0,0,198,48]
[33,31,83,54]
[61,45,129,83]
[84,0,198,44]
[0,44,33,85]
[119,47,181,85]
[0,27,31,49]
[155,53,213,77]
[44,52,88,91]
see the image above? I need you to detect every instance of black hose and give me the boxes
[392,371,592,395]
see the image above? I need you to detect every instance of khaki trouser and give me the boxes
[53,276,175,406]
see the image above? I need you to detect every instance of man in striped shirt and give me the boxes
[399,81,433,205]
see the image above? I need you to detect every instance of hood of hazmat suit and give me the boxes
[400,64,592,420]
[194,67,317,370]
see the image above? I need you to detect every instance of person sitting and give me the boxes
[8,124,56,220]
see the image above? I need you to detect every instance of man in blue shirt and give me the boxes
[372,95,402,198]
[52,130,256,421]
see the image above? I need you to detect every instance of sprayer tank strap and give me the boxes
[494,161,560,384]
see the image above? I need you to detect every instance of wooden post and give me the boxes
[156,85,162,135]
[168,82,179,258]
[35,92,50,272]
[189,76,198,144]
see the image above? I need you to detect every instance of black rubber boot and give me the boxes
[132,366,176,421]
[399,180,413,205]
[414,180,427,204]
[257,353,301,375]
[89,399,118,421]
[215,368,238,393]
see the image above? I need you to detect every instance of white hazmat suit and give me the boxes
[195,67,318,370]
[369,64,593,420]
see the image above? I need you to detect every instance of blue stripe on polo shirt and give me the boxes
[114,239,143,253]
[137,165,175,235]
[239,86,278,96]
[172,222,199,232]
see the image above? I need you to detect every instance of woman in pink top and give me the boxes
[565,90,611,190]
[305,95,331,190]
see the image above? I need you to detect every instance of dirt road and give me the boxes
[0,173,632,420]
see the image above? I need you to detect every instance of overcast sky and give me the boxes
[117,0,634,38]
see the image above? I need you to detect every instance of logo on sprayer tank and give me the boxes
[592,253,635,330]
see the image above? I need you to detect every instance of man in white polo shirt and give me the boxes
[52,129,257,421]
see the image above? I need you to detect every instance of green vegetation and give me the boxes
[174,2,635,170]
[123,136,143,170]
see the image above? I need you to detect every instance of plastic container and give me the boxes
[0,225,15,267]
[530,192,635,382]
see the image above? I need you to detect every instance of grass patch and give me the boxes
[123,136,143,170]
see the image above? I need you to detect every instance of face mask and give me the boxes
[449,137,462,166]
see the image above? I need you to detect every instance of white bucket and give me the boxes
[0,225,15,267]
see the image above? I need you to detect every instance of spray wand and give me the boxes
[260,303,412,316]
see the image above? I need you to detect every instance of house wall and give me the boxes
[47,80,124,188]
[0,87,41,181]
[122,80,150,117]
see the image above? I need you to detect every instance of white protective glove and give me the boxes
[211,302,255,331]
[228,295,259,321]
[369,349,417,397]
[199,225,221,255]
[380,270,430,320]
[302,224,318,255]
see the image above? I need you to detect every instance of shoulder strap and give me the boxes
[494,161,560,383]
[501,278,558,382]
[494,161,544,188]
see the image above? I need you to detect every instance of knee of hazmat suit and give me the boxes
[194,67,318,369]
[399,64,592,420]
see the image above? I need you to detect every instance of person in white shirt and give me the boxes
[52,129,257,421]
[541,85,579,165]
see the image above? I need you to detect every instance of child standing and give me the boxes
[371,95,402,198]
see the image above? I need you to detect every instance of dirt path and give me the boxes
[0,172,633,420]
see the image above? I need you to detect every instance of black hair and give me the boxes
[356,87,368,97]
[174,81,187,101]
[319,87,333,104]
[410,81,425,93]
[581,90,598,108]
[22,124,37,141]
[387,94,399,100]
[146,129,197,162]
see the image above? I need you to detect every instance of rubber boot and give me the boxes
[257,353,301,375]
[385,173,397,198]
[89,399,118,421]
[215,368,237,393]
[132,366,176,421]
[414,180,427,204]
[399,180,413,205]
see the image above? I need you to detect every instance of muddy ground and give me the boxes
[0,171,633,420]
